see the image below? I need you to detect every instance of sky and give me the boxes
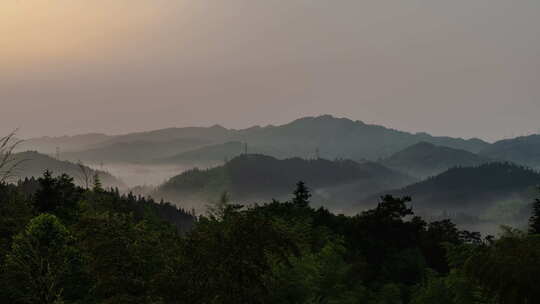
[1,0,539,142]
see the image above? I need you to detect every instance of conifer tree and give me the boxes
[292,181,311,207]
[92,173,103,192]
[529,192,540,234]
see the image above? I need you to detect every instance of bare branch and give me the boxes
[76,160,92,189]
[0,130,25,183]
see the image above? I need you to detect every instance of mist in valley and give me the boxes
[85,163,196,188]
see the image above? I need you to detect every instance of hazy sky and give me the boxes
[1,0,539,141]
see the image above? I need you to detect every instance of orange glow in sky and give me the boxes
[1,0,170,67]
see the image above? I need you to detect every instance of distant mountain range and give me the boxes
[10,151,125,189]
[61,138,212,164]
[154,154,415,211]
[155,141,283,166]
[17,133,111,154]
[380,142,492,179]
[12,115,540,236]
[228,115,488,160]
[21,115,490,165]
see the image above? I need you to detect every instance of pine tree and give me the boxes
[292,181,311,208]
[529,193,540,234]
[92,173,103,192]
[34,170,57,213]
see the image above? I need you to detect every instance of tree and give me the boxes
[0,130,24,183]
[420,219,462,274]
[292,181,311,208]
[411,269,486,304]
[464,229,540,304]
[4,214,83,304]
[92,173,103,192]
[349,195,422,283]
[34,171,83,223]
[0,183,33,263]
[268,238,366,304]
[76,160,92,189]
[207,190,232,220]
[179,208,299,304]
[75,212,174,303]
[528,189,540,234]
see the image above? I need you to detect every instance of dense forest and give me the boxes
[1,170,540,303]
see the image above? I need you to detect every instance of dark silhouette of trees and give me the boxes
[529,188,540,235]
[463,228,540,304]
[33,170,83,223]
[292,181,311,207]
[1,173,539,303]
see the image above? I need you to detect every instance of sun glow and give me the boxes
[0,0,171,68]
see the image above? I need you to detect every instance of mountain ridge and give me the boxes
[381,141,492,178]
[353,162,540,230]
[480,134,540,169]
[32,115,491,165]
[9,151,125,189]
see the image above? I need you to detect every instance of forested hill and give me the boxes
[10,151,125,189]
[381,142,491,179]
[26,115,489,164]
[355,162,540,222]
[154,154,415,210]
[480,134,540,169]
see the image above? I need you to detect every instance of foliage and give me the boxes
[3,214,84,304]
[464,231,540,304]
[0,172,539,303]
[528,189,540,234]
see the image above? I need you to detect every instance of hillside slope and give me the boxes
[480,135,540,169]
[10,151,125,189]
[17,133,111,154]
[156,141,287,166]
[381,142,491,178]
[62,138,212,164]
[154,154,415,211]
[354,162,540,230]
